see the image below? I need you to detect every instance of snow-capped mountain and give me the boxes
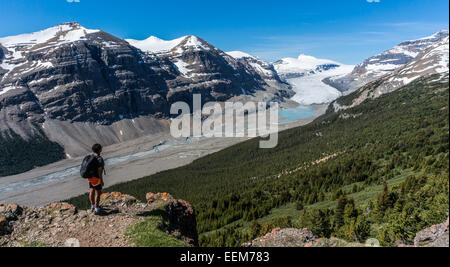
[0,22,292,156]
[273,54,354,105]
[329,30,449,92]
[225,51,284,85]
[333,36,449,111]
[127,37,287,89]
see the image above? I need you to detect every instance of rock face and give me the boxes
[146,192,198,246]
[0,192,198,247]
[0,22,293,159]
[329,30,449,93]
[414,218,449,247]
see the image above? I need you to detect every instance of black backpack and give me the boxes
[80,155,97,179]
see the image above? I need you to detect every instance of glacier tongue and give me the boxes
[273,54,354,105]
[288,64,354,105]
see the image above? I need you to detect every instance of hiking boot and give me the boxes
[94,208,102,215]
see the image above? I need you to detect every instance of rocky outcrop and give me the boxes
[414,218,449,247]
[244,220,450,247]
[243,228,316,247]
[146,192,198,246]
[243,228,364,247]
[0,203,23,235]
[0,192,197,247]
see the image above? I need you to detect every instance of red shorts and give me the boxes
[88,177,102,190]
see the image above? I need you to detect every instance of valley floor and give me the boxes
[0,104,327,207]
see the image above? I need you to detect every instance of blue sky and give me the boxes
[0,0,448,64]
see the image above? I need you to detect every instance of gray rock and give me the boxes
[414,218,449,247]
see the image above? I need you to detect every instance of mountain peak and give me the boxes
[125,35,209,53]
[57,21,81,27]
[419,29,449,40]
[0,22,99,48]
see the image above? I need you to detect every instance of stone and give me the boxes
[100,192,137,206]
[0,217,8,235]
[44,203,78,215]
[146,192,174,204]
[414,218,449,247]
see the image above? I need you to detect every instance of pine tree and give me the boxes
[335,195,347,229]
[250,219,261,239]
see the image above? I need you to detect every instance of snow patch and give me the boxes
[174,59,191,76]
[226,51,257,59]
[0,85,19,96]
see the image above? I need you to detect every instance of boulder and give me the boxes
[146,192,174,204]
[165,199,198,246]
[146,192,198,246]
[414,218,449,247]
[44,203,77,215]
[0,217,8,235]
[100,192,137,206]
[244,228,316,247]
[0,203,23,221]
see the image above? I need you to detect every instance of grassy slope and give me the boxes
[126,203,190,247]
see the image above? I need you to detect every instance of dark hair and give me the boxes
[92,144,102,154]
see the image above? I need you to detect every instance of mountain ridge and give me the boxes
[328,30,449,92]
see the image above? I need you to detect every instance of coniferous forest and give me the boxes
[68,75,449,247]
[0,129,65,177]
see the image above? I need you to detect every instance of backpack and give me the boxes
[80,155,97,179]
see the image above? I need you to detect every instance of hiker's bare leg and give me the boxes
[89,189,95,206]
[95,189,102,208]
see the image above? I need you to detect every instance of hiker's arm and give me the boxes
[98,167,104,187]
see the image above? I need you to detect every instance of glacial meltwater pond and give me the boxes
[278,105,316,123]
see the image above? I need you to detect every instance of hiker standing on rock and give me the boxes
[80,144,105,215]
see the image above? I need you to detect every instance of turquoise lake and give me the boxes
[278,105,317,123]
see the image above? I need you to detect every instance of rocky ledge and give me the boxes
[0,192,197,247]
